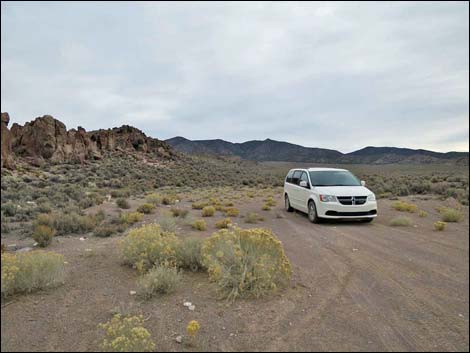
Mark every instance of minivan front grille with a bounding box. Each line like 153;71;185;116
337;196;367;205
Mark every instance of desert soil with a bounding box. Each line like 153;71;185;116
1;195;469;352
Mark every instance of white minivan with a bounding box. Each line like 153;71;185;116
284;168;377;223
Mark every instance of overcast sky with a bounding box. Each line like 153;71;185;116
1;1;469;153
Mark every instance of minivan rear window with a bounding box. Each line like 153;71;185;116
286;170;294;183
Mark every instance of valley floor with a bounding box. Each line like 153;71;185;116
1;195;469;352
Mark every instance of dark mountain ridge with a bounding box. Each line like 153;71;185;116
166;137;469;165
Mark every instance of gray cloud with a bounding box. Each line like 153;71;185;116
1;1;468;152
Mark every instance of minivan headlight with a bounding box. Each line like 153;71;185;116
367;194;376;201
319;195;337;202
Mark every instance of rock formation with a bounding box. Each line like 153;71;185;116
1;112;14;169
1;113;175;169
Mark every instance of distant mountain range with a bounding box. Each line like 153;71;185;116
166;137;469;165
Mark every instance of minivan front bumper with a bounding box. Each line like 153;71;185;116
317;201;378;219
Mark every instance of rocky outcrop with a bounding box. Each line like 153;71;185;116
1;112;14;169
1;113;175;168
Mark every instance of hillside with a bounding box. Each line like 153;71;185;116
166;137;469;165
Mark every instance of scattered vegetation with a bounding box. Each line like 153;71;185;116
99;314;155;352
418;210;428;218
389;216;413;227
392;201;418;213
244;212;264;224
202;227;292;300
1;251;65;298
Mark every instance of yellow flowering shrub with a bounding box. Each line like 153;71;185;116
215;218;232;229
202;227;292;300
392;201;418;213
434;221;447;231
1;251;65;298
224;207;240;217
119;212;144;225
202;206;216;217
187;320;200;337
99;314;155;352
191;219;207;231
121;224;181;272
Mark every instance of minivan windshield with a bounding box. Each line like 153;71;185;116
309;170;361;187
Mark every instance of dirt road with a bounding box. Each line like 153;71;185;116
1;197;469;351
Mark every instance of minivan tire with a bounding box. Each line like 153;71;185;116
285;194;294;212
308;200;320;223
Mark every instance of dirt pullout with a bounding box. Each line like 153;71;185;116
1;197;469;352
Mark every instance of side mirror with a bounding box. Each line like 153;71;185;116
361;180;366;186
299;180;308;188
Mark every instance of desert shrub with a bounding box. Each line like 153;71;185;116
192;201;208;210
99;314;155;352
392;201;418;213
121;224;181;272
34;212;97;235
32;225;56;247
145;193;162;205
225;207;240;217
202;227;292;300
245;212;264;224
202;206;216;217
110;188;131;199
1;251;65;298
1;203;17;217
439;208;463;222
162;195;177;205
418;210;428;218
261;203;271;211
434;221;447;231
215;218;232;229
176;237;204;272
137;203;156;214
137;265;181;299
191;219;207;231
116;198;131;209
94;224;125;238
170;207;189;218
389;216;412;227
119;212;144;225
158;211;177;232
264;197;276;207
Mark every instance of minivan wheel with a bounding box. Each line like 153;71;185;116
308;200;319;223
285;195;293;212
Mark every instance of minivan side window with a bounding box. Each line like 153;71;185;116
286;170;294;183
300;172;309;187
292;170;302;185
